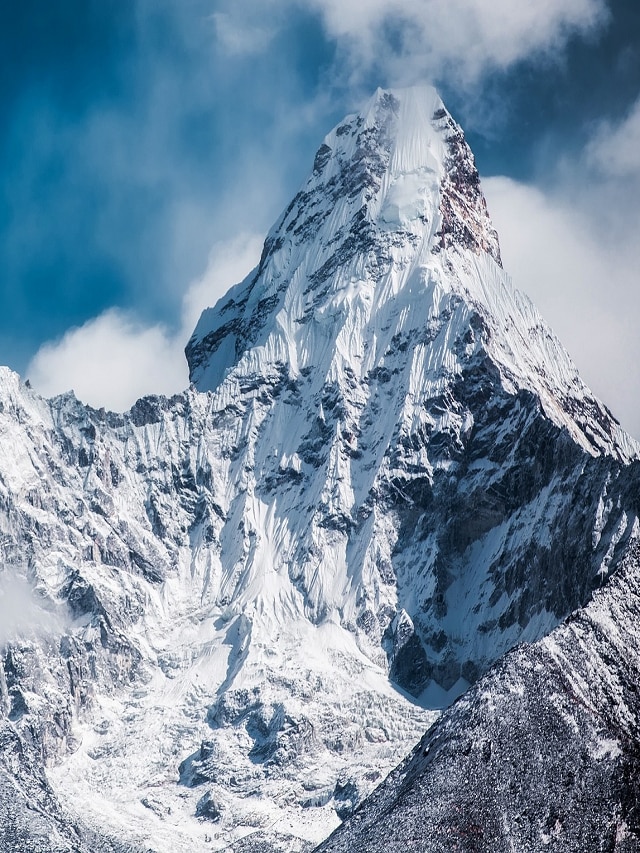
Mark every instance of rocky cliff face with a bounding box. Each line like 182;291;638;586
0;86;638;852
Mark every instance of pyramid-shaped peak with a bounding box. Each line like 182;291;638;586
286;84;501;266
308;85;449;193
354;84;447;173
324;85;446;165
185;83;636;461
187;85;499;388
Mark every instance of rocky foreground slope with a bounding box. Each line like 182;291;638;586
1;86;639;851
317;543;640;852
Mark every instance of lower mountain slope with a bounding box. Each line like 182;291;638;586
0;371;436;851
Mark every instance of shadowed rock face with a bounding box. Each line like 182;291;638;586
0;86;640;851
316;546;640;853
375;352;640;700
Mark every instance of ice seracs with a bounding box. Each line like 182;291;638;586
1;86;640;852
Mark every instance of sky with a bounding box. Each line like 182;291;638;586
1;1;640;436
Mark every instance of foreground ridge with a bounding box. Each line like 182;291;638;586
316;544;640;852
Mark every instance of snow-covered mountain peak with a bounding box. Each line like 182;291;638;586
3;86;640;852
312;84;500;260
367;85;444;174
185;85;503;393
305;85;446;224
179;87;639;697
296;84;499;249
186;86;630;461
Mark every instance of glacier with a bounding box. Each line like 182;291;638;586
1;85;639;852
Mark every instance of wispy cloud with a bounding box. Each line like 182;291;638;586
278;0;608;86
484;96;640;438
182;231;265;333
0;571;65;646
585;95;640;178
208;0;609;106
211;11;276;56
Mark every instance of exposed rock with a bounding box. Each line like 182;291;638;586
316;545;640;852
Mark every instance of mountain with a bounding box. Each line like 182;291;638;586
1;85;639;852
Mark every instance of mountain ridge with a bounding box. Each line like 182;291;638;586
315;543;640;852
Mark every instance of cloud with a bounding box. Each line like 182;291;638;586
209;0;608;93
26;311;188;411
0;571;64;646
0;0;328;374
211;11;275;56
483;168;640;439
26;232;263;411
182;232;264;331
300;0;608;85
585;96;640;179
8;0;319;412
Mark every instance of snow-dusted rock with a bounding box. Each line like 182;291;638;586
316;543;640;852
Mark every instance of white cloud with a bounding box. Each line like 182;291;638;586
482;88;640;443
209;0;607;89
27;311;188;411
585;96;640;179
304;0;608;84
0;572;64;645
182;232;264;331
26;233;263;412
483;174;640;439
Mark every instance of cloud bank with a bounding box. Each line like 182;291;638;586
27;232;263;411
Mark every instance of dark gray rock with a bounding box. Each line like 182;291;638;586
195;790;221;821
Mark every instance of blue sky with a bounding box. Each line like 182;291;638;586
2;1;640;433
